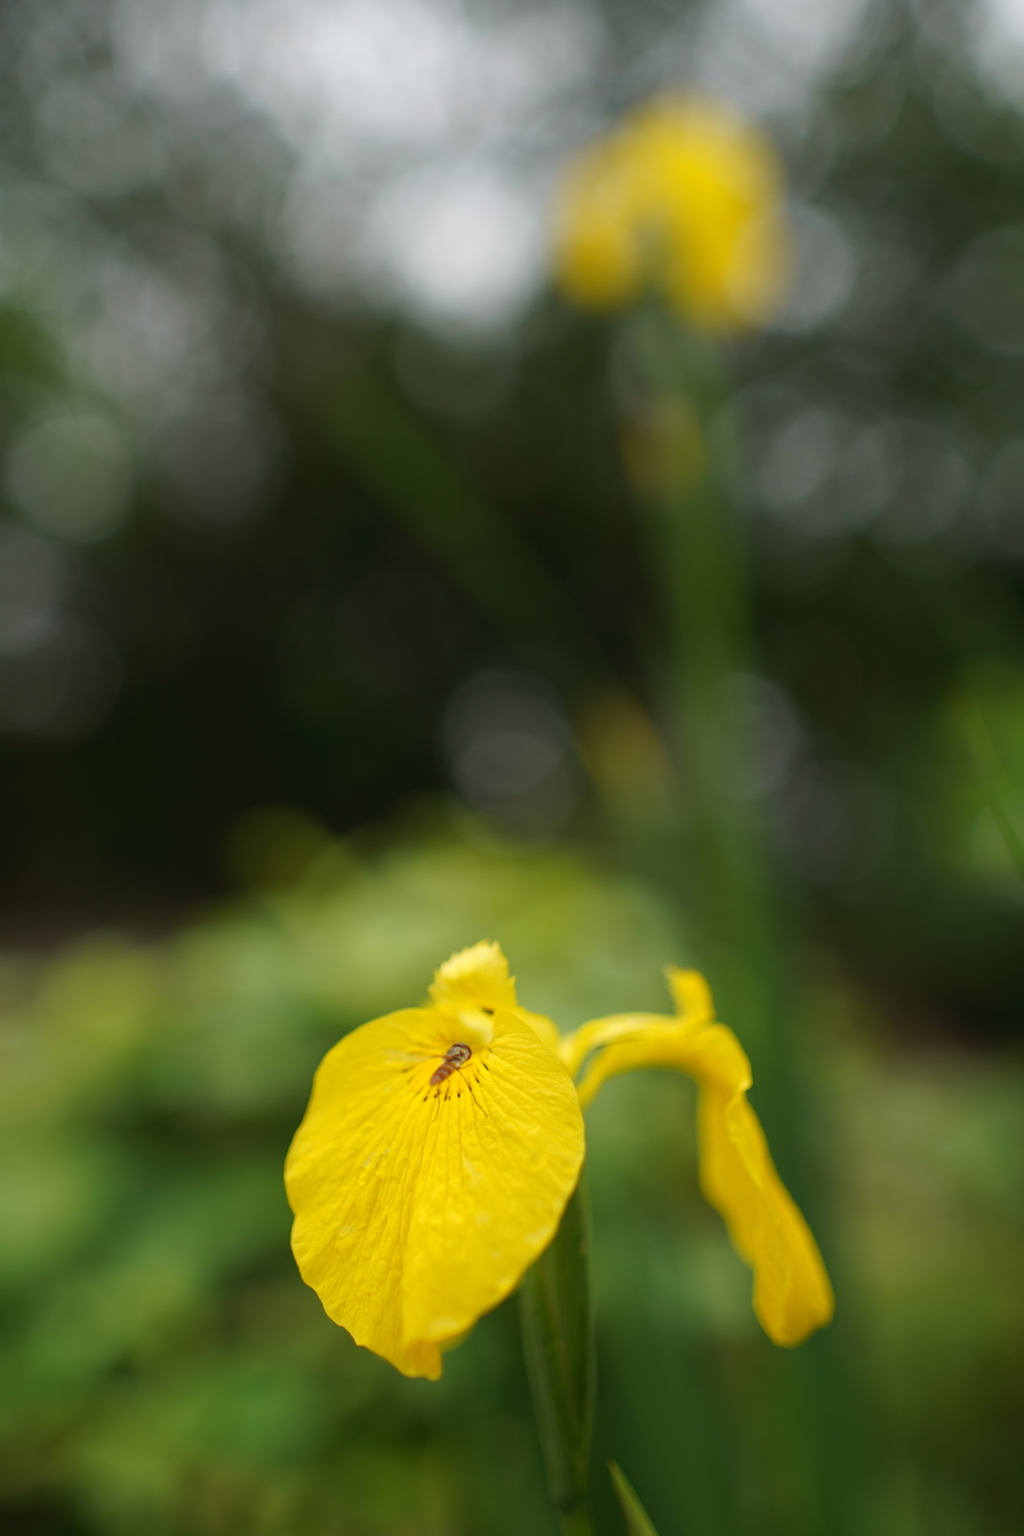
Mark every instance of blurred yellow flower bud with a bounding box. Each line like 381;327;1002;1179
554;95;790;330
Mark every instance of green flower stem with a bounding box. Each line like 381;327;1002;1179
520;1180;596;1536
620;309;854;1536
558;1509;599;1536
621;310;790;1138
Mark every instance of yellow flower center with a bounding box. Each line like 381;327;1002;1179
437;1004;494;1049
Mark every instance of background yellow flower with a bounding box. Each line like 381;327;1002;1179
554;95;790;330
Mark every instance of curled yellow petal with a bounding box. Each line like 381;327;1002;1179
286;946;584;1378
557;971;710;1081
558;1012;676;1082
665;965;715;1026
563;975;834;1347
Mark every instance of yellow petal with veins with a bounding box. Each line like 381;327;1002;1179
561;971;834;1347
518;1007;563;1056
286;956;584;1378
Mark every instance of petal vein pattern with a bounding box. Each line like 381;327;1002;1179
286;989;584;1379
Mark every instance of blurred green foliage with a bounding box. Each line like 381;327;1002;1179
1;820;1022;1535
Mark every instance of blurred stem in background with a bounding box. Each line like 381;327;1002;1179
619;311;789;1149
956;692;1024;882
553;93;796;1145
319;374;611;686
615;308;851;1536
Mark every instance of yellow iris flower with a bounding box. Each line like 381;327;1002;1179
285;942;833;1379
554;95;790;330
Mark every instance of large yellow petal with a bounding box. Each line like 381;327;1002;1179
285;1003;584;1378
563;977;834;1347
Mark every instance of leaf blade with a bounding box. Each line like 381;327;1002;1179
609;1462;661;1536
520;1179;595;1532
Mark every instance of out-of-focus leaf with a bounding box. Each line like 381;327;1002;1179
322;377;608;682
957;691;1024;881
609;1462;660;1536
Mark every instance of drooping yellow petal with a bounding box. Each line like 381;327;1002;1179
285;950;585;1379
562;973;834;1347
557;972;711;1081
696;1067;832;1347
558;1013;680;1082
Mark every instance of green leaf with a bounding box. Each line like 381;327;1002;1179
520;1179;595;1536
609;1462;661;1536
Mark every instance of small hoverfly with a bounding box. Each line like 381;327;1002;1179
429;1042;472;1086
